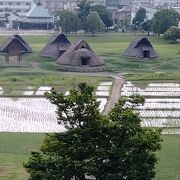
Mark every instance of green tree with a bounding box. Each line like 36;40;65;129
71;13;81;34
77;0;91;19
24;83;162;180
86;11;104;35
91;5;113;30
140;20;152;35
55;11;81;34
152;9;180;35
132;8;146;29
122;18;130;32
163;26;180;42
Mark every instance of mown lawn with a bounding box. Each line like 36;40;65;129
0;133;180;180
0;133;44;180
154;135;180;180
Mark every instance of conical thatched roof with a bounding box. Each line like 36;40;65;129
123;36;158;59
13;34;32;53
0;34;32;54
40;33;72;59
56;40;105;67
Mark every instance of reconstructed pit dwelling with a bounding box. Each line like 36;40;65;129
56;39;105;72
123;36;158;59
0;34;32;63
40;33;72;59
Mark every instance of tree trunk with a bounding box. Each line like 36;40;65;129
92;30;95;36
147;30;150;36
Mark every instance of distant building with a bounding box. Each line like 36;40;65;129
19;4;53;29
0;0;36;28
153;0;179;7
39;0;78;14
105;0;133;25
0;0;35;16
5;4;53;30
113;6;132;28
39;0;105;14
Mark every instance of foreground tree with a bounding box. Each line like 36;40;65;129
152;9;180;36
24;83;162;180
163;26;180;43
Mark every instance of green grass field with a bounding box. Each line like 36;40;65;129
0;33;180;86
0;133;179;180
0;133;44;180
154;135;180;180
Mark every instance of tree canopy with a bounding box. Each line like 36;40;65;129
86;11;104;35
163;26;180;42
77;0;91;20
132;8;146;29
91;5;113;29
152;9;180;35
54;0;112;34
24;83;162;180
140;20;152;35
55;11;81;34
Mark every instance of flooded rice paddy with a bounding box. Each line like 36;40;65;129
0;82;112;132
1;81;180;134
121;81;180;134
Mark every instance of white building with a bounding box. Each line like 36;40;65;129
39;0;78;13
0;0;36;16
39;0;105;14
153;0;179;7
133;0;153;6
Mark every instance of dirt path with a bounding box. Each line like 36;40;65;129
103;75;125;115
62;72;126;113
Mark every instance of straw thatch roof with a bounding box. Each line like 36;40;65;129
40;33;72;59
13;34;32;53
0;34;32;54
123;36;158;59
56;40;105;68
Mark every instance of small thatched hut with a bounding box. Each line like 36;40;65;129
40;33;72;59
13;35;32;52
56;40;105;72
0;34;32;63
123;36;158;59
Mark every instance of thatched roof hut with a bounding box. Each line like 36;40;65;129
40;33;72;59
0;34;32;63
56;40;105;72
13;34;32;53
123;36;158;59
